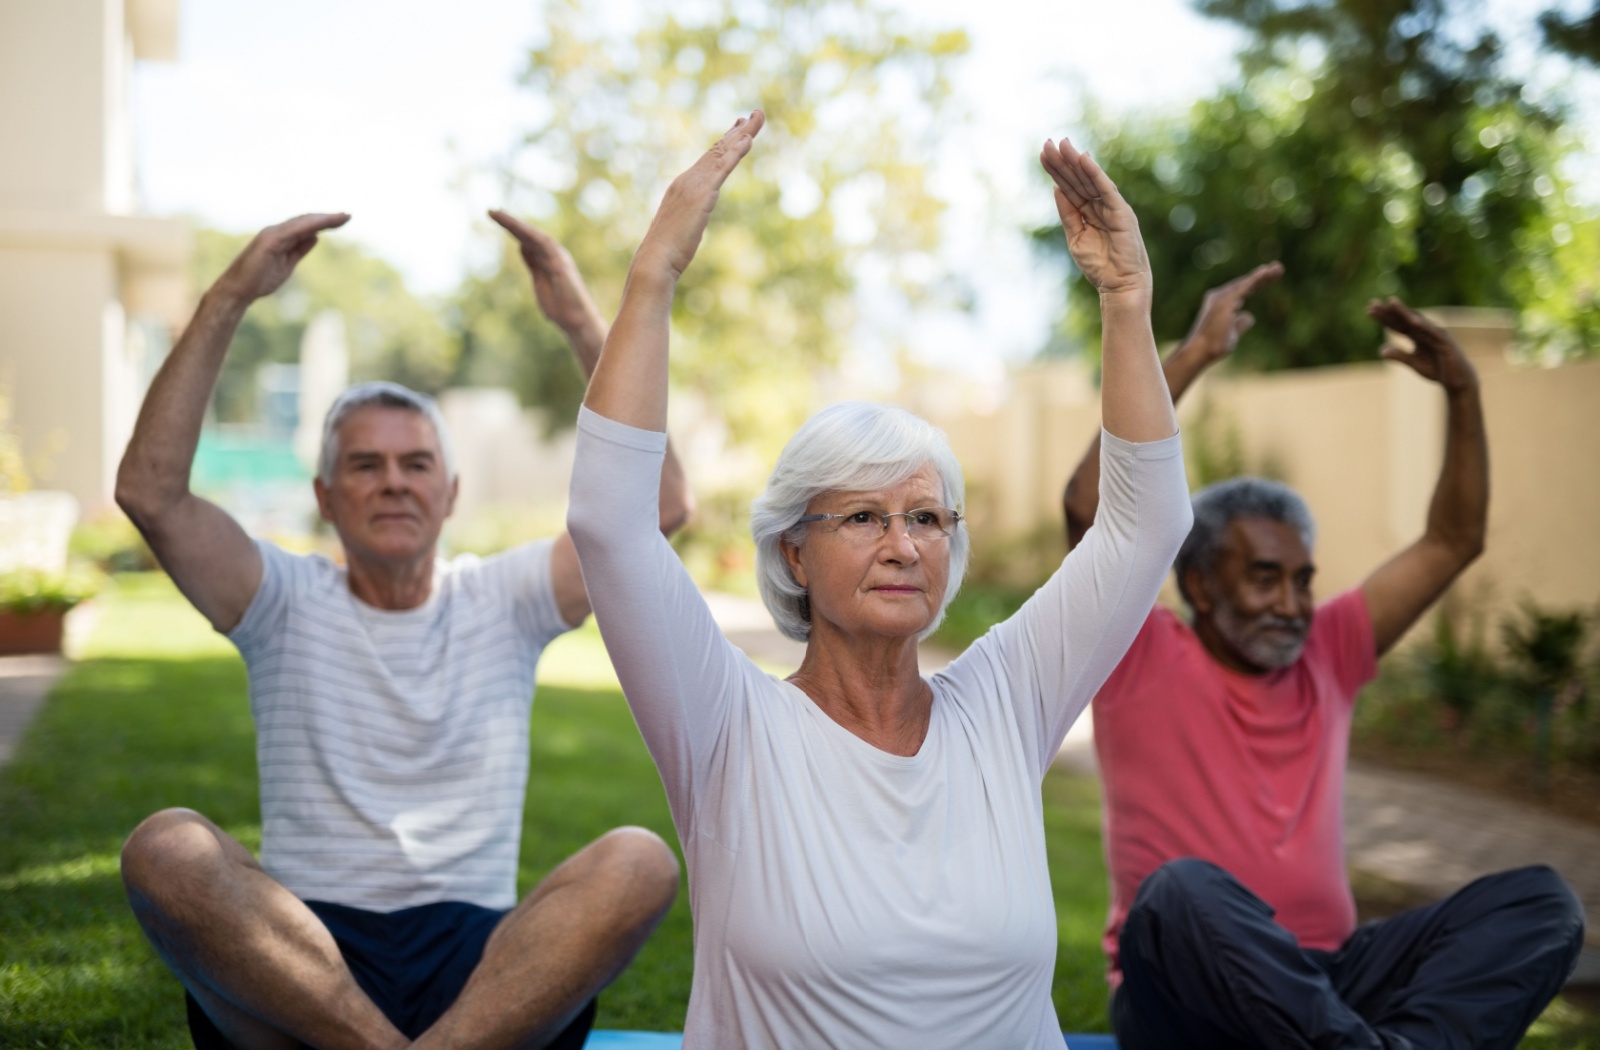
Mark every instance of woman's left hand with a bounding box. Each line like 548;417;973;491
1039;137;1151;302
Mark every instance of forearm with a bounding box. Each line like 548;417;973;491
1096;291;1178;445
116;287;249;515
1424;383;1489;561
1064;337;1212;545
560;314;608;380
583;261;675;432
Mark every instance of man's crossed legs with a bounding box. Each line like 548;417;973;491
121;808;680;1050
1114;857;1585;1050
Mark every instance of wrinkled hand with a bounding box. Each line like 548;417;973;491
215;213;349;304
1039;137;1149;300
1368;297;1477;393
1184;261;1284;362
635;110;765;282
488;210;603;335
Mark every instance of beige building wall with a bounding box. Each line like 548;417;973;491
920;312;1600;642
0;0;188;514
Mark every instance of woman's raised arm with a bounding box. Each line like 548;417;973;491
583;111;766;432
1039;137;1176;444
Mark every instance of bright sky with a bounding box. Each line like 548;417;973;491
132;0;1596;376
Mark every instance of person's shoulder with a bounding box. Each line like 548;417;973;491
1098;602;1198;699
257;537;340;587
1307;587;1372;648
441;538;558;603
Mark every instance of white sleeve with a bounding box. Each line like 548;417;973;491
566;406;753;829
481;539;571;649
946;428;1192;776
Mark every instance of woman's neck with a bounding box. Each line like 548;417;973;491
787;627;931;757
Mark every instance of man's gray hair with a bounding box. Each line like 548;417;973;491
1175;476;1316;607
317;381;456;484
751;401;970;643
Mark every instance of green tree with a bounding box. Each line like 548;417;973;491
193;228;453;424
1053;0;1597;369
455;0;967;464
1540;2;1600;64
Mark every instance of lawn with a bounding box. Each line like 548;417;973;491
0;575;1594;1046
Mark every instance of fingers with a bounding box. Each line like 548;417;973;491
1233;260;1284;297
1051;186;1087;237
703;110;765;180
488;209;562;267
1367;296;1445;342
270;213;350;240
1040;137;1100;212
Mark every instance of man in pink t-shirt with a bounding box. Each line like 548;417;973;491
1061;272;1583;1049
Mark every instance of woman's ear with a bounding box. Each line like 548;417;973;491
781;536;808;589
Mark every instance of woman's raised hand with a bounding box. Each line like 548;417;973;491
1040;137;1151;302
634;110;766;284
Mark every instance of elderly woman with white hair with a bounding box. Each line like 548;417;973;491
568;111;1193;1047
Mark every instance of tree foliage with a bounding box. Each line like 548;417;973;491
1055;0;1598;369
454;0;968;463
1540;1;1600;64
193;228;453;424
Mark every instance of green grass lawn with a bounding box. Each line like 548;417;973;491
1;575;1595;1046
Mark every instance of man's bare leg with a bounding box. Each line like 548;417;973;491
121;808;408;1050
413;826;680;1050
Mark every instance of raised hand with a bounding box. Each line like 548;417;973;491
1184;262;1284;363
488;210;605;338
634;111;766;283
1039;137;1149;300
215;213;350;304
1368;297;1477;393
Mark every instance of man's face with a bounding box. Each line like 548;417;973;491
1188;516;1315;674
313;406;456;566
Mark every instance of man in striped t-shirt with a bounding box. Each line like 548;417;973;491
116;211;686;1049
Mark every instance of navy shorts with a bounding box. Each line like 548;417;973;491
185;899;597;1048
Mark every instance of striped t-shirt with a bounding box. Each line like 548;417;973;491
229;538;573;911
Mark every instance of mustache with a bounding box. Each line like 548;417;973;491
1254;615;1308;635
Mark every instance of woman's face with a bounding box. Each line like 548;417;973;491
781;464;952;644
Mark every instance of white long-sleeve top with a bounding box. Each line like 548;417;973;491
569;406;1191;1049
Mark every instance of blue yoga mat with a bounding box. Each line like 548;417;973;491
586;1033;1119;1048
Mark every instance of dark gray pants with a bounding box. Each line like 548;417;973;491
1113;858;1585;1050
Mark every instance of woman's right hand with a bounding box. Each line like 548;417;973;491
1039;137;1150;303
633;110;766;285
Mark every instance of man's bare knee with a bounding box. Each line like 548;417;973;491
595;826;680;911
122;808;251;902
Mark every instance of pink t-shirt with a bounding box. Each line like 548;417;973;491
1093;588;1377;986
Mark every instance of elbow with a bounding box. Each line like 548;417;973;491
113;460;165;532
1062;481;1094;538
658;489;695;539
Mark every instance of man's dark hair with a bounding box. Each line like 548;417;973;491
1175;477;1316;609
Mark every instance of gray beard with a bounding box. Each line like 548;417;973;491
1212;602;1308;670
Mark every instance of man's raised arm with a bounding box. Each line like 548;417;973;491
1360;298;1489;656
1061;262;1282;548
488;211;695;627
116;213;350;632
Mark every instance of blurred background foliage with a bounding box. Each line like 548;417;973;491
454;0;968;460
1048;0;1600;369
192;228;454;424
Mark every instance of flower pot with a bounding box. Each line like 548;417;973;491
0;608;66;655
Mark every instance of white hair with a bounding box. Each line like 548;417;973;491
317;381;456;484
751;401;970;643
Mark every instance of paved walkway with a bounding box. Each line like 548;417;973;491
0;654;64;765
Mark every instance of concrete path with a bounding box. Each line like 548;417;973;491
0;654;64;765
